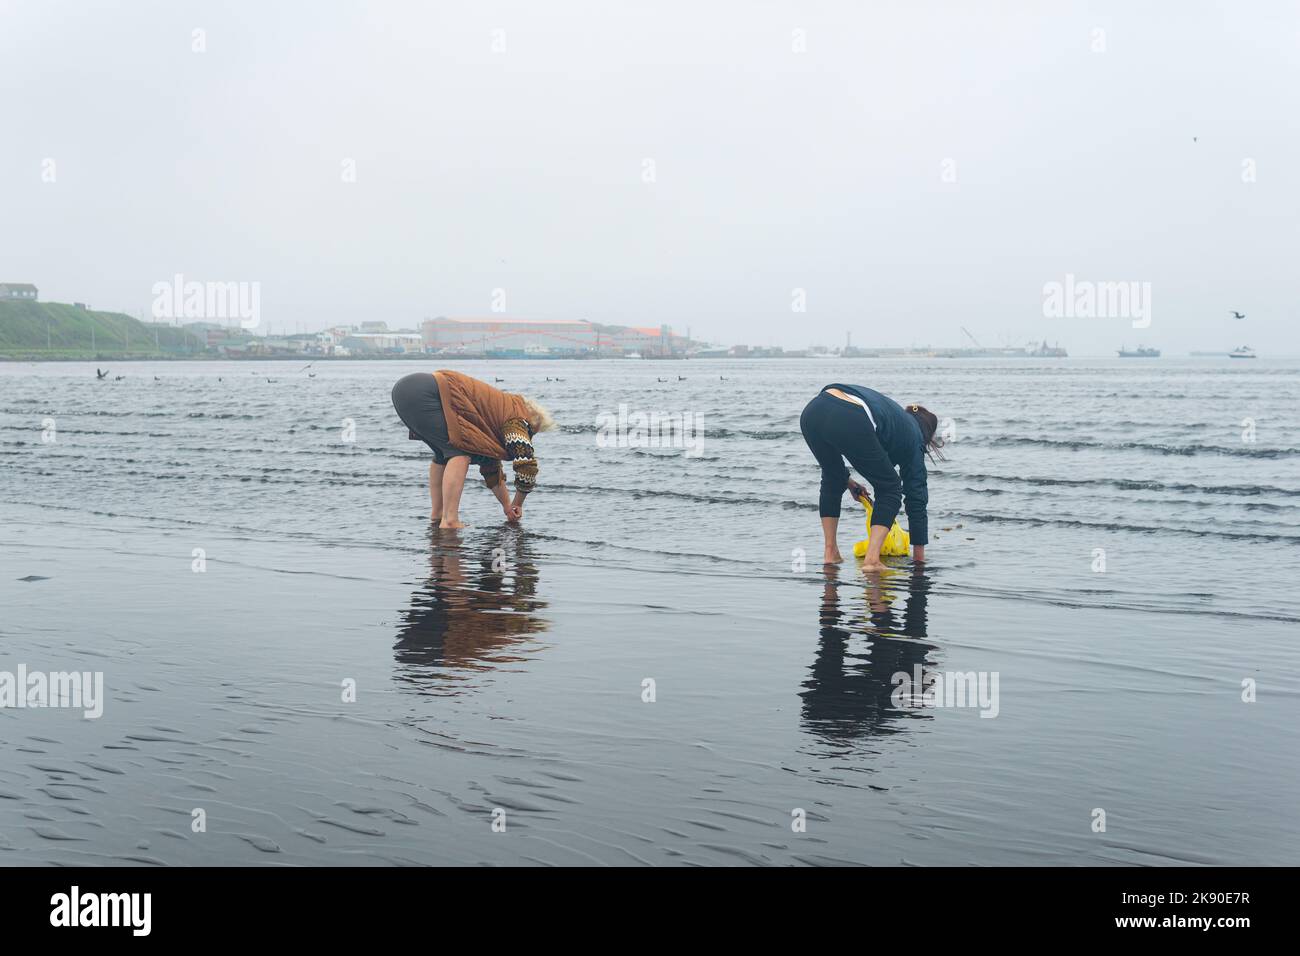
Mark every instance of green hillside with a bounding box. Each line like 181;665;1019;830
0;300;205;359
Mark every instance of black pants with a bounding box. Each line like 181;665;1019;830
391;373;492;467
799;391;903;526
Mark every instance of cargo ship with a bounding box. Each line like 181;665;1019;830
1117;346;1161;358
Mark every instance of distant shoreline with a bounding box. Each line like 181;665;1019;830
4;353;1286;363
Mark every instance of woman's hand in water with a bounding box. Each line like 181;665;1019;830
913;545;925;563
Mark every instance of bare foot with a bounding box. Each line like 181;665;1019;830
823;550;844;564
860;559;890;574
439;517;466;529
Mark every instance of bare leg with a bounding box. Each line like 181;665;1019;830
860;524;891;573
439;456;471;528
429;461;444;522
820;516;843;564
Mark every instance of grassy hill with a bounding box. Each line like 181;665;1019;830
0;300;205;359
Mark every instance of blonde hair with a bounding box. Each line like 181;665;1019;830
521;397;557;433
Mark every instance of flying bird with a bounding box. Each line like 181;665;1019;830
95;368;108;379
1230;311;1246;319
299;362;314;371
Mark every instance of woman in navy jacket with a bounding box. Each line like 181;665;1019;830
800;384;943;571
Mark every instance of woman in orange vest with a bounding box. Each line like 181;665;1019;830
392;370;556;527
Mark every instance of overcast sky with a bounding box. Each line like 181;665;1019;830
2;1;1297;354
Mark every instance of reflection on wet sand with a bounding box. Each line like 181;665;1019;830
801;566;936;742
393;526;549;683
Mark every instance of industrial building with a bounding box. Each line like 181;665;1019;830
341;331;424;353
606;325;691;357
421;316;692;357
423;316;598;356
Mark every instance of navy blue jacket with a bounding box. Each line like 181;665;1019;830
822;384;930;545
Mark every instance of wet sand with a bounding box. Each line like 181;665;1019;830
3;502;1295;866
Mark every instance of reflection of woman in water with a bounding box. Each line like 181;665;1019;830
800;566;934;741
393;526;548;679
391;370;556;528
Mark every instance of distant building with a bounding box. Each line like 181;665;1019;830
421;316;700;357
359;320;389;333
0;283;38;301
342;332;424;353
604;324;690;356
423;316;600;355
734;344;785;358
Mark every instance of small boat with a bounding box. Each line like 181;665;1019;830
1117;346;1160;358
1229;345;1257;359
624;351;643;360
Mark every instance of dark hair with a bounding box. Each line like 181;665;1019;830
906;404;945;462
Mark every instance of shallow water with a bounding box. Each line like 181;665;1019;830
2;358;1298;865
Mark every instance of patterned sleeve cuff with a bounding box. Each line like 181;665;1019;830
503;418;537;492
513;459;537;493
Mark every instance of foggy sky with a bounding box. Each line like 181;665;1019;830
3;0;1297;354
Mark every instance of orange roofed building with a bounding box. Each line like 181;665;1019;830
422;317;693;356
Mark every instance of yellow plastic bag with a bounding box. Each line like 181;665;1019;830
852;492;911;557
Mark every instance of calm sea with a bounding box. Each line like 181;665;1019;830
1;358;1297;865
